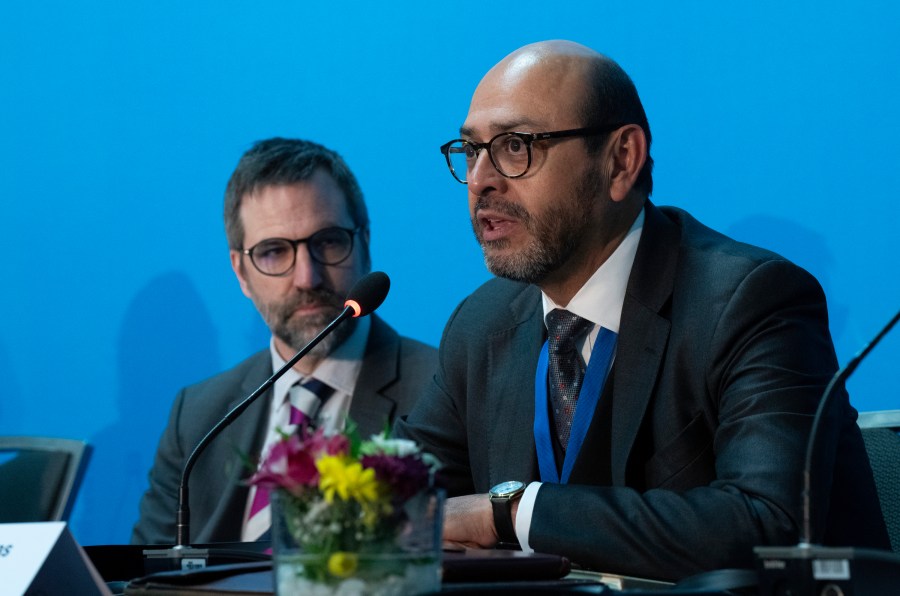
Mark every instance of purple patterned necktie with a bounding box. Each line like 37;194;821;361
244;378;335;541
289;378;335;427
546;309;594;450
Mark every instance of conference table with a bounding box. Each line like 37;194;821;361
84;543;703;595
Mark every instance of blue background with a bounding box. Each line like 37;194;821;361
1;1;897;546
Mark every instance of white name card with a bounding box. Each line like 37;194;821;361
0;522;111;595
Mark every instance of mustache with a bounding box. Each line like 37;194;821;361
278;288;344;316
474;196;531;222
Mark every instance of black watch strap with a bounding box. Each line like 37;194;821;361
491;496;519;544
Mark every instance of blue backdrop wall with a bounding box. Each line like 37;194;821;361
2;1;898;546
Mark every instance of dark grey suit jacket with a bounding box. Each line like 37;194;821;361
132;314;436;545
395;202;889;580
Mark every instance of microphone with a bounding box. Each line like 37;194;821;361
799;307;900;547
755;307;900;595
343;270;390;318
173;271;391;548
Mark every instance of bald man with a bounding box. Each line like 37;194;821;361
395;41;889;580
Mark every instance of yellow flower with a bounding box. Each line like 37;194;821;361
316;455;381;504
327;551;358;578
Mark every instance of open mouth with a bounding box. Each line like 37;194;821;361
478;210;519;242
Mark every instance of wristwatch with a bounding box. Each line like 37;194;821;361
489;480;526;545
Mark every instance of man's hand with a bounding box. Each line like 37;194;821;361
443;494;497;549
442;493;521;549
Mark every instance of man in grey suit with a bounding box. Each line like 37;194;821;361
133;138;436;545
395;41;889;580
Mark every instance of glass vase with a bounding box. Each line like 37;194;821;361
271;488;444;596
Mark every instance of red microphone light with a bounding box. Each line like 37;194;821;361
345;299;363;318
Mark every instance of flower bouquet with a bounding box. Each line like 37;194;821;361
250;426;443;596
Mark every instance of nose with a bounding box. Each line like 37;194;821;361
291;243;324;289
466;148;507;197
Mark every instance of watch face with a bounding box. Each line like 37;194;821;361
490;480;525;497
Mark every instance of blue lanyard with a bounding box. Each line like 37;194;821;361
533;327;617;484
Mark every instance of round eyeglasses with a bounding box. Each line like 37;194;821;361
242;226;360;276
439;125;623;184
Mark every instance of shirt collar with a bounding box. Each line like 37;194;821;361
541;208;644;333
269;315;371;404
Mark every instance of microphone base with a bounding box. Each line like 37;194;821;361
143;543;272;574
84;542;270;582
144;546;215;574
755;543;900;595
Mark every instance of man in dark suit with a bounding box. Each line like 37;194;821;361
395;41;889;580
132;138;436;545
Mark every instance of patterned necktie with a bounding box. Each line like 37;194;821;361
289;378;335;427
244;378;335;541
546;309;594;450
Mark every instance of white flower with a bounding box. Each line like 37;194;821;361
363;434;420;457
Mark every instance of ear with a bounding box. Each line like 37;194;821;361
230;249;253;299
607;124;647;203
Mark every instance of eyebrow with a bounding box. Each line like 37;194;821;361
459;117;545;139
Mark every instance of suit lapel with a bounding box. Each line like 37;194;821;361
349;315;401;438
609;202;678;484
200;352;273;541
486;286;544;485
228;356;277;456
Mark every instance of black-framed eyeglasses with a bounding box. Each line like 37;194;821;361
439;125;623;184
242;226;360;276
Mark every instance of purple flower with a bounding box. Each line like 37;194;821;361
249;433;318;496
249;428;352;497
360;453;430;503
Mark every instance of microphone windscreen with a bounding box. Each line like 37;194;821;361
344;271;390;317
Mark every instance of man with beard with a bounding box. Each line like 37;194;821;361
132;138;437;544
394;41;889;580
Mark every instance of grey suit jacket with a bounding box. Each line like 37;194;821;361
395;202;888;580
132;314;436;545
